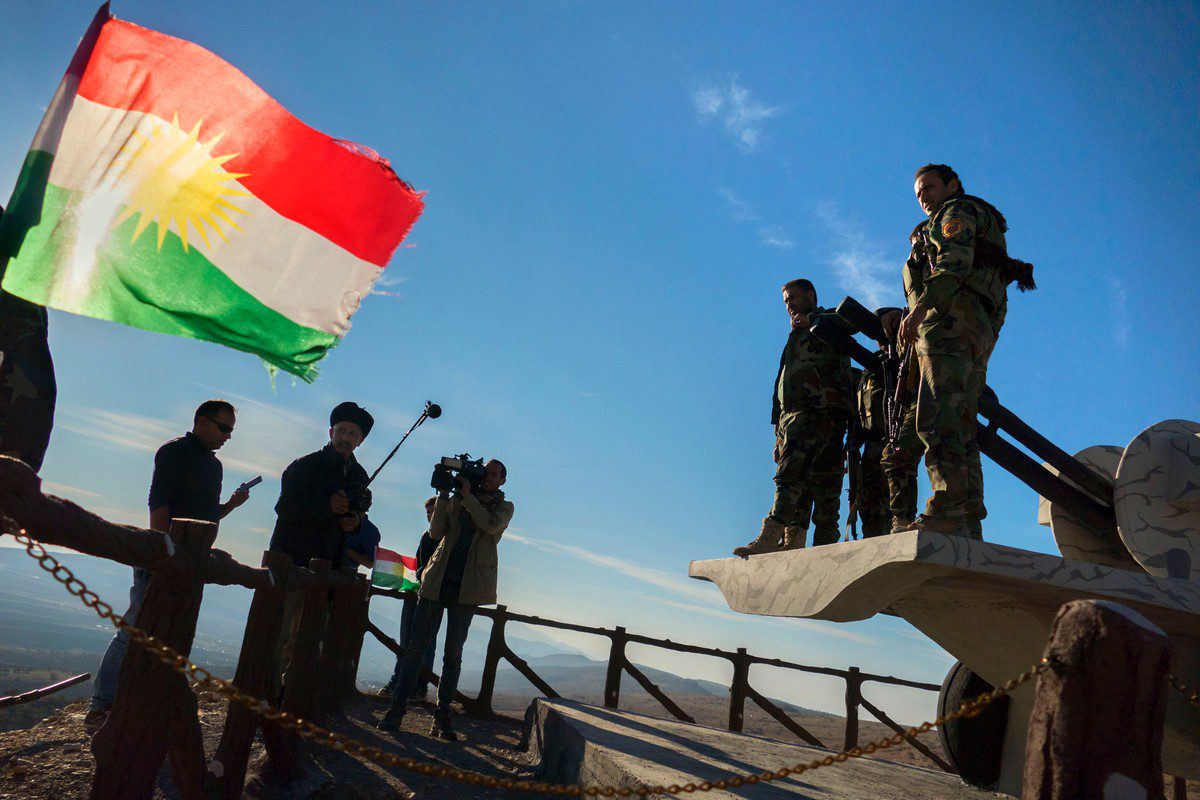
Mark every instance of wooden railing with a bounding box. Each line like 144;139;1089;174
0;456;367;800
366;587;953;772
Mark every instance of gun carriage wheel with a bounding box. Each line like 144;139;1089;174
1114;419;1200;581
936;661;1009;788
1037;445;1140;570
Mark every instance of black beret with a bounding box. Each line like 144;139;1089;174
330;402;374;438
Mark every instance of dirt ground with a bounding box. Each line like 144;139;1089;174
0;692;546;800
1;690;1195;799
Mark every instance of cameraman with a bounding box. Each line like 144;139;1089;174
269;401;373;683
378;459;514;741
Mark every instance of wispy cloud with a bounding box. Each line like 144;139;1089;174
1108;276;1129;348
377;272;409;288
719;185;793;249
815;201;900;310
718;187;757;222
41;481;102;499
757;226;795;249
507;531;719;606
691;77;780;153
371;270;409;298
506;532;872;645
58;408;177;455
59;394;325;480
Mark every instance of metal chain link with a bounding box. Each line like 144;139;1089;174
6;525;1047;797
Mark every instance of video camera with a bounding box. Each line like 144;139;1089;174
431;454;489;494
341;475;373;515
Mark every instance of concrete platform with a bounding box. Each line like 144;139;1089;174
522;698;993;799
688;531;1200;793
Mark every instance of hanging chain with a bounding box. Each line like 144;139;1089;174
7;525;1048;796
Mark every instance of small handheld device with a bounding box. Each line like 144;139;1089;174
237;476;263;493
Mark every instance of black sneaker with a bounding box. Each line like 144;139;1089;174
377;706;405;732
429;711;458;742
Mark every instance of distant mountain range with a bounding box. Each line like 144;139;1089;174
0;548;828;721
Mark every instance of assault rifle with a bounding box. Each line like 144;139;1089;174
831;298;911;449
810;296;1117;540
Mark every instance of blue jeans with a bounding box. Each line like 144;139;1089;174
390;595;438;694
390;597;474;712
90;567;151;710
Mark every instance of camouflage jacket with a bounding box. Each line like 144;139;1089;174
903;194;1009;341
771;310;853;424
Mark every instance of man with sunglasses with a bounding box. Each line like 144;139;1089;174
84;399;250;732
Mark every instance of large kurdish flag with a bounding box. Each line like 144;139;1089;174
371;547;420;592
0;6;424;380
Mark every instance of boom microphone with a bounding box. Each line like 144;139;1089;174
366;401;441;486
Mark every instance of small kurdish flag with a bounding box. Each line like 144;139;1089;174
0;5;424;380
371;547;419;592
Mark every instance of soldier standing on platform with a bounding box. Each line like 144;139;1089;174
890;164;1012;538
734;279;852;557
848;312;898;539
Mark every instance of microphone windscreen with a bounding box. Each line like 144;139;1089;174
426;402;442;419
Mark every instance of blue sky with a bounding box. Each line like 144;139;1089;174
1;1;1197;723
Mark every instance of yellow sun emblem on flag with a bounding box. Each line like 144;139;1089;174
113;113;251;252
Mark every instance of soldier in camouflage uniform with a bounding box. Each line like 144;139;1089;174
891;164;1010;537
0;204;57;473
734;279;852;557
849;336;893;539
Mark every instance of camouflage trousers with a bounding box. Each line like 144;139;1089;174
881;402;990;532
857;439;890;538
770;410;847;546
913;330;994;522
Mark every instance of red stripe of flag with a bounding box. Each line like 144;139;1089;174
75;18;424;267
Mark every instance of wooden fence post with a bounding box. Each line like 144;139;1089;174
90;519;217;800
315;574;368;717
341;579;371;702
1022;600;1170;800
211;550;293;800
472;605;507;717
263;558;332;776
728;648;750;733
283;559;332;719
604;627;627;709
843;666;861;752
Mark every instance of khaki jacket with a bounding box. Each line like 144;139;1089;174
419;490;515;606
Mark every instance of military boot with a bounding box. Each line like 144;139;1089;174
890;516;914;534
377;705;405;732
780;526;807;550
732;517;785;558
905;514;970;537
430;708;459;742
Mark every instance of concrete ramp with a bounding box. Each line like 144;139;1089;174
522;698;990;799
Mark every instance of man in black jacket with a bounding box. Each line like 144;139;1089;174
270;401;374;568
270;401;374;683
